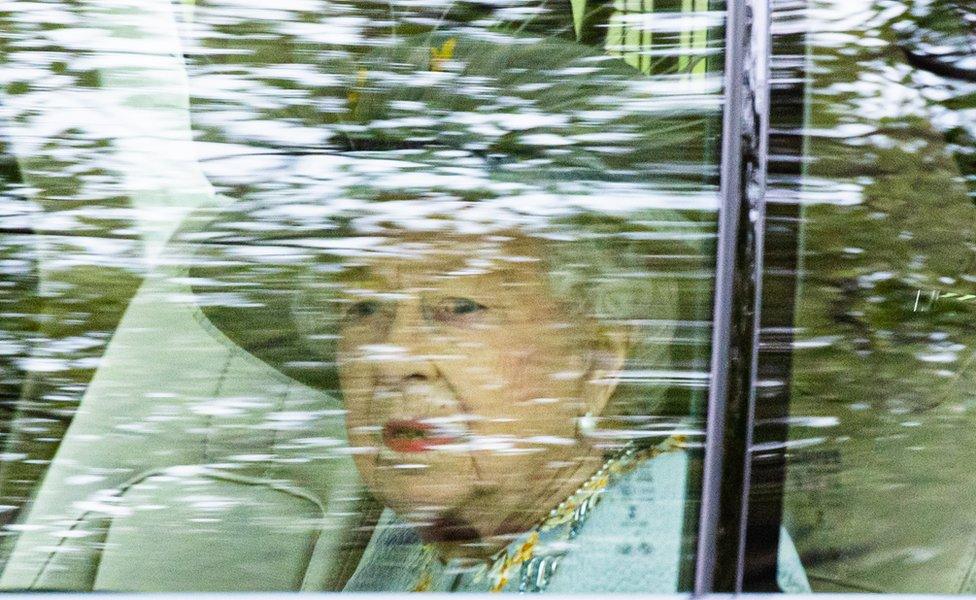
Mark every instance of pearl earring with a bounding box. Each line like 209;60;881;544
577;412;597;437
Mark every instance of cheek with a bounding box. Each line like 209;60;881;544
500;334;586;404
445;333;586;434
351;452;376;488
337;354;377;440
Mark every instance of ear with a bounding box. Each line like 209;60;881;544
581;324;631;419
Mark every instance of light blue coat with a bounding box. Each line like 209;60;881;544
344;451;811;593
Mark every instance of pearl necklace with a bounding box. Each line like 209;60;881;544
411;435;686;593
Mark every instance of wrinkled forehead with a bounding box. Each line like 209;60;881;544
337;231;548;287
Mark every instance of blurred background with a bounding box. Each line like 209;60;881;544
0;0;975;593
773;0;976;592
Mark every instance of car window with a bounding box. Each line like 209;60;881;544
0;0;746;593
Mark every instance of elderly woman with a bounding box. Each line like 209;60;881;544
333;226;692;592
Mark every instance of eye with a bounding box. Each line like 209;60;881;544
429;297;487;324
347;300;381;320
451;298;485;315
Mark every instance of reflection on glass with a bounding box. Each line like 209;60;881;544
0;0;734;592
771;0;976;593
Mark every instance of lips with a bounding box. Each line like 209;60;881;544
382;419;457;453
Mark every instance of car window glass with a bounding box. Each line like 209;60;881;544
0;0;739;592
756;0;976;593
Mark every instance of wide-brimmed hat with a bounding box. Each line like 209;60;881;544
183;31;718;400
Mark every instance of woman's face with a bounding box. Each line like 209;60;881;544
337;232;617;542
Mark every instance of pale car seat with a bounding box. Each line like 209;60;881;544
0;236;370;590
0;0;221;522
0;0;374;590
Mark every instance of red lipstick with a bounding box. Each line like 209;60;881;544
382;419;456;453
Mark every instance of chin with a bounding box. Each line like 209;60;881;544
378;476;474;518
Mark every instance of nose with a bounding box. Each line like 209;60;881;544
374;298;439;385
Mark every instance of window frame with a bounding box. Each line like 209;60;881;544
694;0;778;593
700;0;813;592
